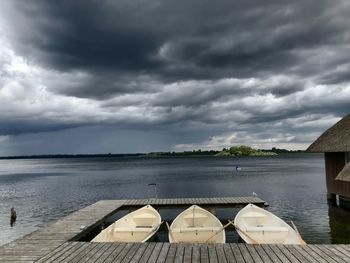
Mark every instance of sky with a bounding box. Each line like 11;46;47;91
0;0;349;155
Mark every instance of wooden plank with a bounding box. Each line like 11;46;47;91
215;244;228;263
183;244;192;263
164;244;177;263
319;245;349;263
308;245;339;263
208;244;219;263
36;242;79;263
120;243;142;263
103;243;129;263
49;242;86;262
75;242;109;262
200;245;209;263
173;244;184;263
253;245;273;263
147;243;163;263
222;243;237;263
245;244;263;263
230;244;245;263
267;244;292;263
139;243;157;263
260;245;282;263
276;245;300;263
283;245;310;263
156;243;170;263
192;244;200;263
332;245;350;260
289;245;319;263
95;243;121;263
60;242;94;262
298;245;328;263
128;243;149;263
112;243;134;262
237;244;254;263
87;243;113;263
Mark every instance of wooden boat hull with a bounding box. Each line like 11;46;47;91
169;205;225;243
234;204;305;245
92;205;161;243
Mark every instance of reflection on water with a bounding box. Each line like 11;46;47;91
0;154;350;245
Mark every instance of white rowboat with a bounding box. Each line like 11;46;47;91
92;205;161;243
234;204;306;245
168;205;225;243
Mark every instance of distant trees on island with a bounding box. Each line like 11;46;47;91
0;146;306;159
147;146;306;157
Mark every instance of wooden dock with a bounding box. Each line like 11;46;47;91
0;196;349;263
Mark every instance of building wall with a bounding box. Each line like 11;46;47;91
325;152;350;198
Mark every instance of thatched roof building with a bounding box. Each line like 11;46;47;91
336;163;350;182
307;113;350;201
307;113;350;152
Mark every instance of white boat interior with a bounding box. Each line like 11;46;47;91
92;205;161;243
168;205;225;244
234;204;305;245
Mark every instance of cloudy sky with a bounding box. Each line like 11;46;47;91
0;0;349;155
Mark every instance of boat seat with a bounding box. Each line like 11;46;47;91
245;226;289;232
133;213;157;219
111;227;155;233
242;212;267;218
183;213;208;219
172;227;222;233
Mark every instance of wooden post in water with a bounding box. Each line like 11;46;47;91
10;207;16;227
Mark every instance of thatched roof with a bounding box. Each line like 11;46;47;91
307;114;350;152
335;162;350;182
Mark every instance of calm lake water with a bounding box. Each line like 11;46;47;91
0;154;349;245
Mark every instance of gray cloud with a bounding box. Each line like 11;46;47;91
0;0;350;154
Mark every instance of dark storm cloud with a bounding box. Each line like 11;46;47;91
4;0;349;82
1;0;350;153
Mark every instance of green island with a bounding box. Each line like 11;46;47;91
147;146;305;157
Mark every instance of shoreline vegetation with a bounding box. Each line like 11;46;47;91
0;146;306;160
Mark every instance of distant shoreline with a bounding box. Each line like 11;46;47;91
0;148;309;160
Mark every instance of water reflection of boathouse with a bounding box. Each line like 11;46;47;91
307;114;350;207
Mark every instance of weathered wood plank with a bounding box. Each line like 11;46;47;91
120;243;142;263
192;244;200;263
260;244;282;263
208;244;219;263
173;244;184;263
230;244;245;263
127;243;149;263
103;243;129;263
139;243;157;263
237;244;254;263
200;245;209;263
147;243;163;263
267;244;292;263
215;244;228;263
60;242;93;263
35;242;79;263
318;245;348;263
253;245;273;263
245;244;263;263
298;245;328;263
156;243;170;263
164;244;177;263
183;244;192;263
308;245;339;263
222;243;236;263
